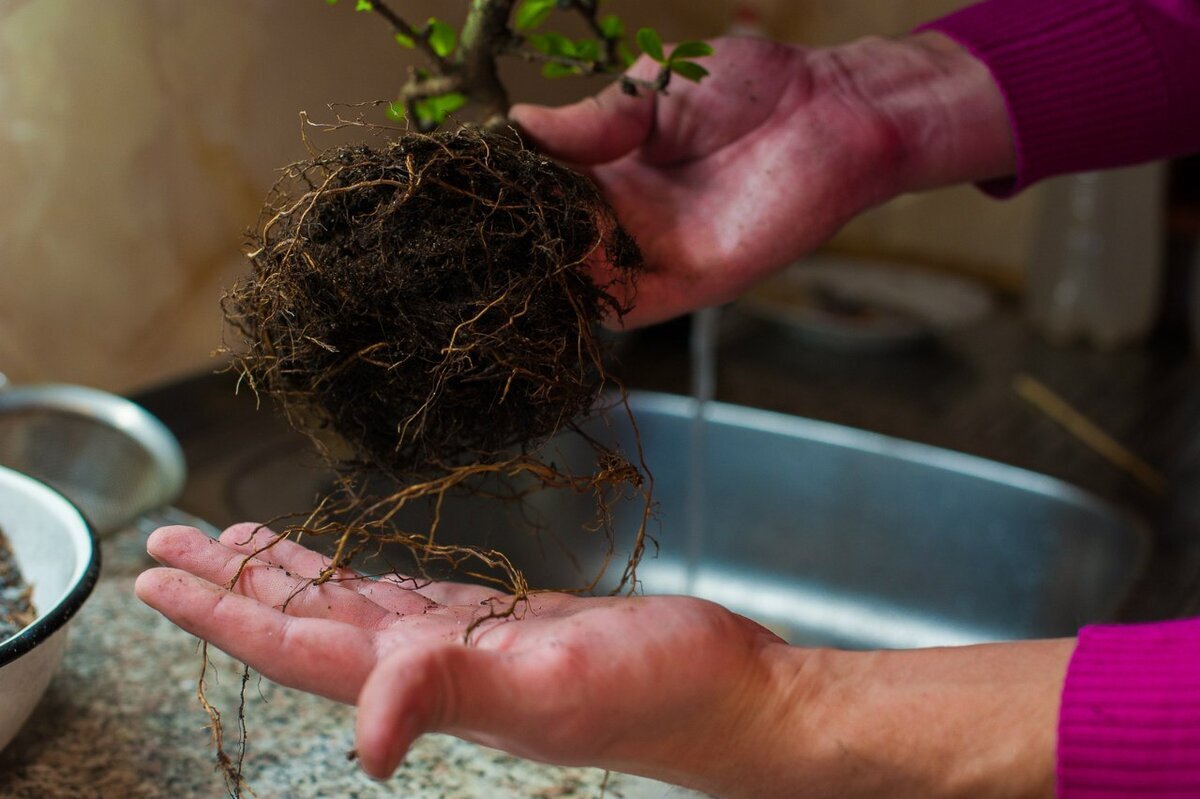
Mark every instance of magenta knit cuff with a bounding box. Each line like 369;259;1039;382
919;0;1169;197
1058;618;1200;798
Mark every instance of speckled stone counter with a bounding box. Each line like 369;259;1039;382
0;528;705;799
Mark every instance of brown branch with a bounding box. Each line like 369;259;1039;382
457;0;517;123
504;42;670;94
368;0;673;127
561;0;621;70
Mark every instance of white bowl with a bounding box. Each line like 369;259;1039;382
0;465;99;751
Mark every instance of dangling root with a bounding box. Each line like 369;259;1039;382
209;122;656;794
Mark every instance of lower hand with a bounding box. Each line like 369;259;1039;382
135;524;794;796
137;524;1069;798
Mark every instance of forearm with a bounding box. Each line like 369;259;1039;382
922;0;1200;195
729;639;1074;799
803;32;1015;205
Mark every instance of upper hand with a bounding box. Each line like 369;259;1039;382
510;36;903;328
510;34;1013;328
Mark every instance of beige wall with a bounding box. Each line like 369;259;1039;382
0;0;1035;393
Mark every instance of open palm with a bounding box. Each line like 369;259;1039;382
136;524;788;792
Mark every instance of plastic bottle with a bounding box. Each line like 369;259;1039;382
1027;163;1166;349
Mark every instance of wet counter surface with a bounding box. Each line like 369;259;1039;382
5;303;1199;797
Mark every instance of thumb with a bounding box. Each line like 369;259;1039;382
355;644;505;779
510;79;655;165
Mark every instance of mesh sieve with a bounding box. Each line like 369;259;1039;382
0;385;186;537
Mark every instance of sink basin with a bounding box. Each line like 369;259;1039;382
177;390;1150;650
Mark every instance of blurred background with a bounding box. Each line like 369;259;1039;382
2;0;1199;522
7;0;1184;393
2;5;1200;793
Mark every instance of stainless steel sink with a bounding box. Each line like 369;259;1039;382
179;390;1151;650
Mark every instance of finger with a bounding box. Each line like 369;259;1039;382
509;59;659;165
218;524;510;611
379;575;510;608
135;567;376;704
355;644;509;778
219;522;357;581
602;268;721;330
218;523;445;614
147;526;409;627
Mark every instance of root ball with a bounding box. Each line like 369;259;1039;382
224;128;642;479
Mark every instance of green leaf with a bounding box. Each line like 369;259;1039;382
528;32;575;58
394;32;415;48
386;101;406;121
325;0;339;5
669;41;714;61
515;0;556;30
426;18;457;57
573;38;601;62
618;42;636;69
669;60;709;82
635;27;664;62
414;91;467;126
355;0;372;10
542;62;580;78
598;14;624;39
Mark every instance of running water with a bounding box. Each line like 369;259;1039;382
684;307;720;594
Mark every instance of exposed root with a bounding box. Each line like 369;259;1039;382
211;123;656;791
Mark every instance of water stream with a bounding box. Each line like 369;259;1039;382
684;307;720;594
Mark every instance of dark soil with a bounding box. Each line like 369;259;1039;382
221;127;651;592
224;127;642;481
0;526;35;640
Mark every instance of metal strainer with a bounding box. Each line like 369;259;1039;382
0;379;214;537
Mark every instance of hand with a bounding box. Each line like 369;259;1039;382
136;524;1069;798
135;524;795;797
510;33;1012;327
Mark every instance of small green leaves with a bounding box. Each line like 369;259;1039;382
355;0;373;11
618;42;636;68
426;18;457;58
388;92;467;127
669;60;709;81
515;0;556;31
635;27;664;63
542;62;580;78
669;41;714;61
415;92;466;126
664;40;714;82
325;0;338;5
394;31;415;48
527;33;606;77
573;38;601;62
598;14;624;39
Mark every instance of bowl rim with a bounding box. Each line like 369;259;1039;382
0;466;101;667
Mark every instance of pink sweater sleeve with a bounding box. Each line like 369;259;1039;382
1057;618;1200;798
921;0;1200;195
916;4;1200;791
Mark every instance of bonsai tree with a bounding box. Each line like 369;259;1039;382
213;2;714;791
223;0;713;590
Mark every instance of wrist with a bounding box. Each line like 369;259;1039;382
751;639;1071;799
809;32;1014;197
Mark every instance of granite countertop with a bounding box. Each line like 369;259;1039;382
0;528;701;799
